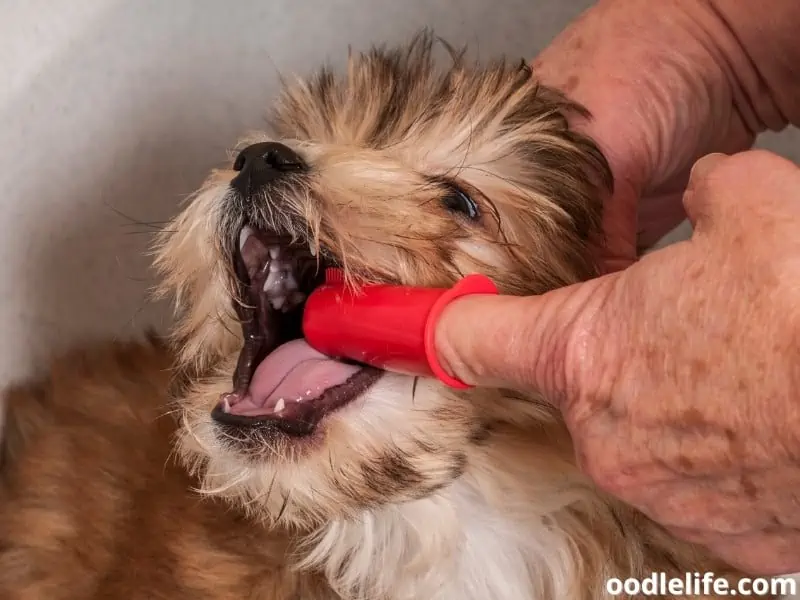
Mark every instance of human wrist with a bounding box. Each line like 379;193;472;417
704;0;800;132
598;0;800;134
536;0;799;185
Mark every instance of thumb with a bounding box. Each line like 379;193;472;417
682;152;728;228
433;275;616;401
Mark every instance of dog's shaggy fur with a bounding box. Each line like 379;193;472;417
0;33;762;599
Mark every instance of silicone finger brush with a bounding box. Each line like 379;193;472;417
302;268;498;389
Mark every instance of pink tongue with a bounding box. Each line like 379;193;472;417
249;339;361;406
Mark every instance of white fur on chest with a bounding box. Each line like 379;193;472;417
300;476;580;600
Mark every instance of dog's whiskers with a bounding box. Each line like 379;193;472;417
198;470;250;496
104;201;173;231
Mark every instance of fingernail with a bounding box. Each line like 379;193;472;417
688;153;728;187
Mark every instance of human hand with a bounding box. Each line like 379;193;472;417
532;0;796;270
434;150;800;575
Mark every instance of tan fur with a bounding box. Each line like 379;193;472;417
0;32;765;599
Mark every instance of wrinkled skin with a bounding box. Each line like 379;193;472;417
434;0;800;576
531;0;793;270
437;150;800;576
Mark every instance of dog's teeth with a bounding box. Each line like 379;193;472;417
269;261;281;273
222;395;232;412
264;270;279;292
239;226;255;252
269;247;280;260
309;244;317;257
271;296;286;310
274;398;286;413
271;272;287;292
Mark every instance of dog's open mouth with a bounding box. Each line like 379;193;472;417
211;226;381;436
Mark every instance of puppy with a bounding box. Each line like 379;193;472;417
0;32;762;600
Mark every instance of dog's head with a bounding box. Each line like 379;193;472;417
155;32;611;528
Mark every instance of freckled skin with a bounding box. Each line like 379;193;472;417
436;0;800;576
437;150;800;576
551;152;800;574
562;75;580;93
740;475;758;500
565;152;800;575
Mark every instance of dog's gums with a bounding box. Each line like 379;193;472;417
217;225;381;435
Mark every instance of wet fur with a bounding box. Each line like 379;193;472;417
0;32;761;599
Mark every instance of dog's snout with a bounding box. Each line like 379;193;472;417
231;142;307;196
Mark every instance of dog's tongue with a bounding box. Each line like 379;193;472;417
229;339;361;417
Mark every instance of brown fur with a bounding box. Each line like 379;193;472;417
0;32;769;599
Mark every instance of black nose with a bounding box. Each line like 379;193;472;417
230;142;307;196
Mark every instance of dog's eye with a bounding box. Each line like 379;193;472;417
442;185;480;220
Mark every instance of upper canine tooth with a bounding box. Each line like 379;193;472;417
271;296;286;310
239;226;255;252
269;247;280;260
274;398;286;413
309;243;317;257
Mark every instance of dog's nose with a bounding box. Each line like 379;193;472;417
230;142;307;196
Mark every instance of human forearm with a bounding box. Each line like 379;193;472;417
529;0;800;266
706;0;800;133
